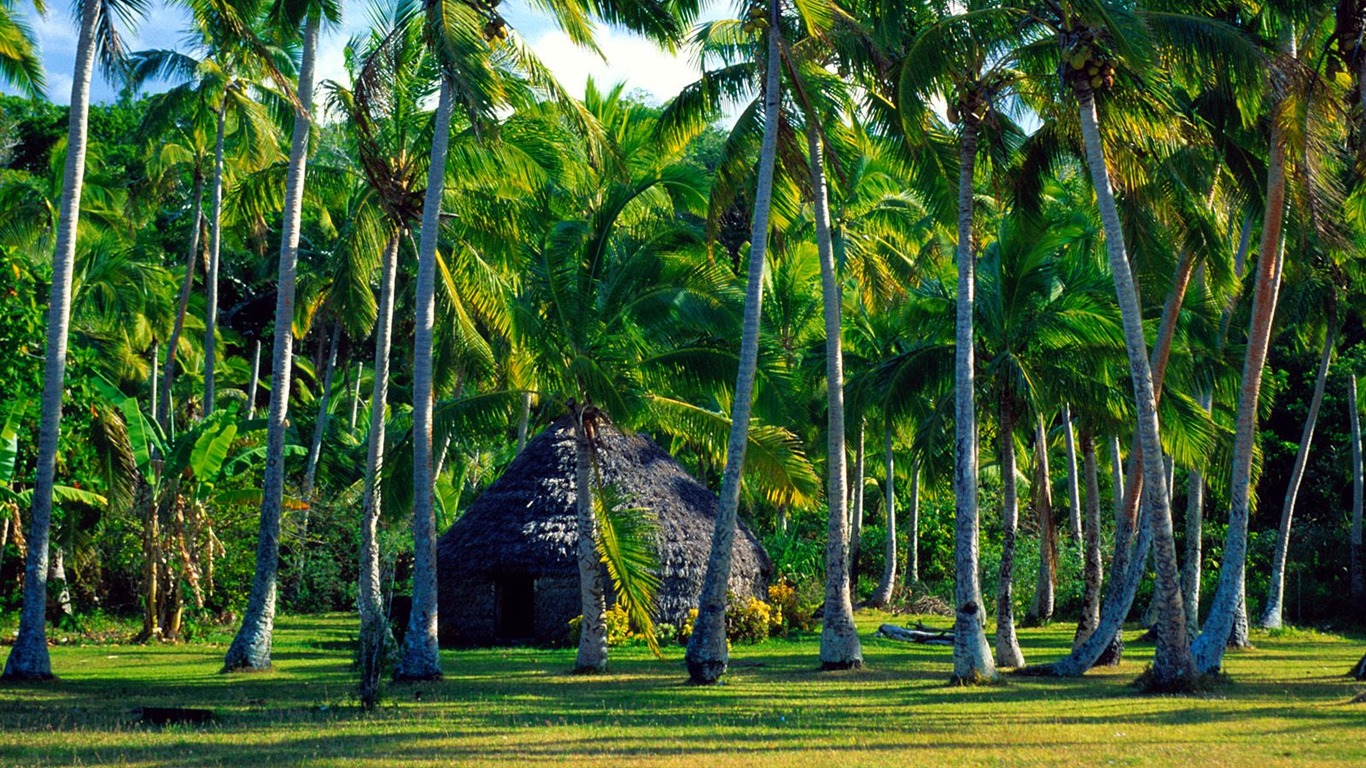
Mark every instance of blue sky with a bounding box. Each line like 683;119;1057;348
8;0;730;106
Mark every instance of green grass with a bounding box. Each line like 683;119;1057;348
2;612;1364;767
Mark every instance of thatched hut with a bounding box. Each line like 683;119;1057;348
436;415;771;646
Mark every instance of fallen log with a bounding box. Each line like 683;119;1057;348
876;624;953;646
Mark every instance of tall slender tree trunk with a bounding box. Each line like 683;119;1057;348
246;340;261;419
1260;307;1335;629
2;0;101;682
1028;414;1056;625
396;75;455;682
1350;374;1364;602
223;12;320;673
47;545;71;619
1074;431;1104;646
1192;70;1291;673
516;391;532;453
870;425;896;607
686;11;783;685
349;362;362;432
149;342;159;419
203;99;228;417
572;408;608;673
1110;435;1124;513
808;126;862;669
359;231;401;709
997;401;1026;668
951;116;995;684
849;420;864;603
302;321;339;498
1182;438;1205;634
1063;404;1082;542
1076;87;1192;689
158;172;204;433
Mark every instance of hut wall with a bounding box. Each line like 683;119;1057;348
534;577;580;645
438;576;496;647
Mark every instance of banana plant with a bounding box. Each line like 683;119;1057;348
91;378;296;640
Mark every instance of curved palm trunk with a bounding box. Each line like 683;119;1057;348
1191;108;1290;676
870;426;896;607
1074;431;1104;646
1028;414;1055;625
685;12;782;685
158;173;204;433
809;126;862;669
1077;87;1192;689
223;12;320;672
396;75;455;682
1260;310;1335;629
1063;405;1082;542
997;401;1025;668
2;0;101;682
1182;444;1205;634
246;340;261;419
203;99;228;417
1350;374;1364;602
951;117;996;684
573;409;608;672
359;231;401;710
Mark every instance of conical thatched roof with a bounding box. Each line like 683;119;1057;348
436;414;771;628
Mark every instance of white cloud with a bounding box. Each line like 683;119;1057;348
523;27;702;104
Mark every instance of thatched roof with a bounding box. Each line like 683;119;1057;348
436;414;771;623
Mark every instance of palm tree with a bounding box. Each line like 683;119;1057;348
1260;287;1337;629
224;0;332;673
678;0;786;685
3;0;145;682
1352;372;1365;603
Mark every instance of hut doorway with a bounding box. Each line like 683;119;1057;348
494;574;536;641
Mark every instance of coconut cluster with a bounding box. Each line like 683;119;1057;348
1061;34;1117;93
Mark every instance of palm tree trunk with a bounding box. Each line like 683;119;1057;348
246;340;261;419
1182;433;1205;634
223;11;320;673
1110;435;1124;513
348;362;362;432
849;419;864;602
1074;431;1104;646
685;10;783;685
149;342;159;418
870;425;896;607
1028;414;1056;625
808;126;862;669
1260;306;1335;629
203;98;228;418
951;116;995;684
516;391;532;453
1077;86;1192;689
572;408;608;673
302;321;339;498
2;0;101;682
996;400;1025;669
158;172;204;433
1350;374;1364;602
1063;404;1082;542
906;467;919;586
396;75;455;682
1192;89;1290;674
360;230;401;710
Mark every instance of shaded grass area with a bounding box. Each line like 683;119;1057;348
2;612;1365;766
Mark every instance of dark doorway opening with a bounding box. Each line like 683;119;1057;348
494;575;535;641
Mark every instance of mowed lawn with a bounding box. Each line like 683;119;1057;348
2;612;1364;767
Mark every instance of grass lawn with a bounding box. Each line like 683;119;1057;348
2;611;1364;767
